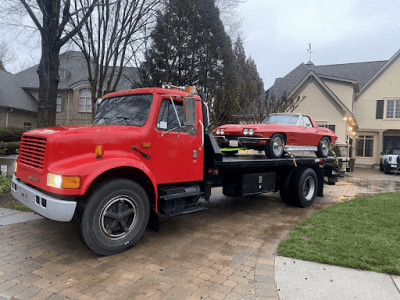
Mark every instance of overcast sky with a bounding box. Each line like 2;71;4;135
5;0;400;91
239;0;400;89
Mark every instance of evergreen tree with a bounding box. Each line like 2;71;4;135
142;0;235;126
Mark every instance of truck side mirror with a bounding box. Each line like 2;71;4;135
184;97;196;126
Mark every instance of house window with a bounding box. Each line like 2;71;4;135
24;123;32;130
356;135;373;157
79;88;92;113
319;124;336;132
56;97;63;112
386;99;400;119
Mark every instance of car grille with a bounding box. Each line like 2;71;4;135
19;136;47;170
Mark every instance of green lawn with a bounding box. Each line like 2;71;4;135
277;193;400;275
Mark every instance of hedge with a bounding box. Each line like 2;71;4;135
0;128;26;143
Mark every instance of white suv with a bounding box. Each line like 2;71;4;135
380;150;400;174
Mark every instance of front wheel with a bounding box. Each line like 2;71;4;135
316;137;331;158
265;133;285;158
77;179;150;255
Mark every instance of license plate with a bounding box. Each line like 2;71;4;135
392;164;397;168
229;140;239;147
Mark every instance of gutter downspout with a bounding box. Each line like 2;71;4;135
5;108;13;128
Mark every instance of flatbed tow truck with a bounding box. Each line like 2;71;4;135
11;86;339;255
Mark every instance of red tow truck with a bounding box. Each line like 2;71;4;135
11;86;338;255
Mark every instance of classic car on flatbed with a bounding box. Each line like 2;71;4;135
214;113;337;158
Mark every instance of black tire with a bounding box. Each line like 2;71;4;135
77;178;150;255
279;169;296;205
379;159;384;172
265;133;285;158
384;162;390;174
291;168;318;208
316;136;331;158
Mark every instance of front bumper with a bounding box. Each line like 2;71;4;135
11;176;77;222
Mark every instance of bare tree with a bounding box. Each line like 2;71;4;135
266;92;307;115
69;0;158;109
215;0;246;40
0;0;99;127
0;41;17;71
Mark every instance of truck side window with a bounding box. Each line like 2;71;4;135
157;99;185;131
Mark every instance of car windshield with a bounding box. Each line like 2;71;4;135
93;94;153;126
262;114;300;125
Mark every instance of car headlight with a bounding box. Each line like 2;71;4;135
243;129;249;135
47;173;81;189
216;129;221;135
220;129;224;135
249;129;254;136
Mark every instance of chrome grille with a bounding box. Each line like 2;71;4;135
19;136;46;170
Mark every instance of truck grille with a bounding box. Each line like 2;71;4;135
19;136;47;170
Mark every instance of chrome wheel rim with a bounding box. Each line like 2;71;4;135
303;176;316;201
100;195;138;240
273;137;284;156
321;139;330;156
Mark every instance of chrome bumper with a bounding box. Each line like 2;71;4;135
11;176;77;222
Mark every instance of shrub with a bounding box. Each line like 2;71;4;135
0;128;26;143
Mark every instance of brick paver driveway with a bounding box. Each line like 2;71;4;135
1;168;399;300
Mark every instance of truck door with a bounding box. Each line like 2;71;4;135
152;97;203;183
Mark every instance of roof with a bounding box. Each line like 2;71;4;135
16;51;139;91
268;60;387;100
0;69;38;112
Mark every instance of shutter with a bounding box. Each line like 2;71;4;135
376;100;384;119
61;98;64;112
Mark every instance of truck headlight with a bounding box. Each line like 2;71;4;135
47;173;80;189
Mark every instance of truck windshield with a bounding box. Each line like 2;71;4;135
93;94;153;126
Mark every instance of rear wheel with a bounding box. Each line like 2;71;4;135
384;162;391;174
265;133;285;158
316;136;331;158
77;178;150;255
281;168;317;208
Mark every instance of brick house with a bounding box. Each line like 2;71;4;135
268;49;400;167
13;51;138;126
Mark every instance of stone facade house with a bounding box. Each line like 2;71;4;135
0;69;37;129
11;51;138;127
268;49;400;167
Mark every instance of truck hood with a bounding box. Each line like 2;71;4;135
22;125;142;170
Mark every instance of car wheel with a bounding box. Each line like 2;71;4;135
316;136;331;158
384;162;391;174
77;178;150;255
265;133;285;158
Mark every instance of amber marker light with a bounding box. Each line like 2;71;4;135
95;145;103;159
62;176;81;189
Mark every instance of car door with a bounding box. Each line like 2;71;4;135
301;115;319;146
152;97;202;183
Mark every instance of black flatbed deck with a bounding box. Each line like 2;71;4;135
215;153;337;170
